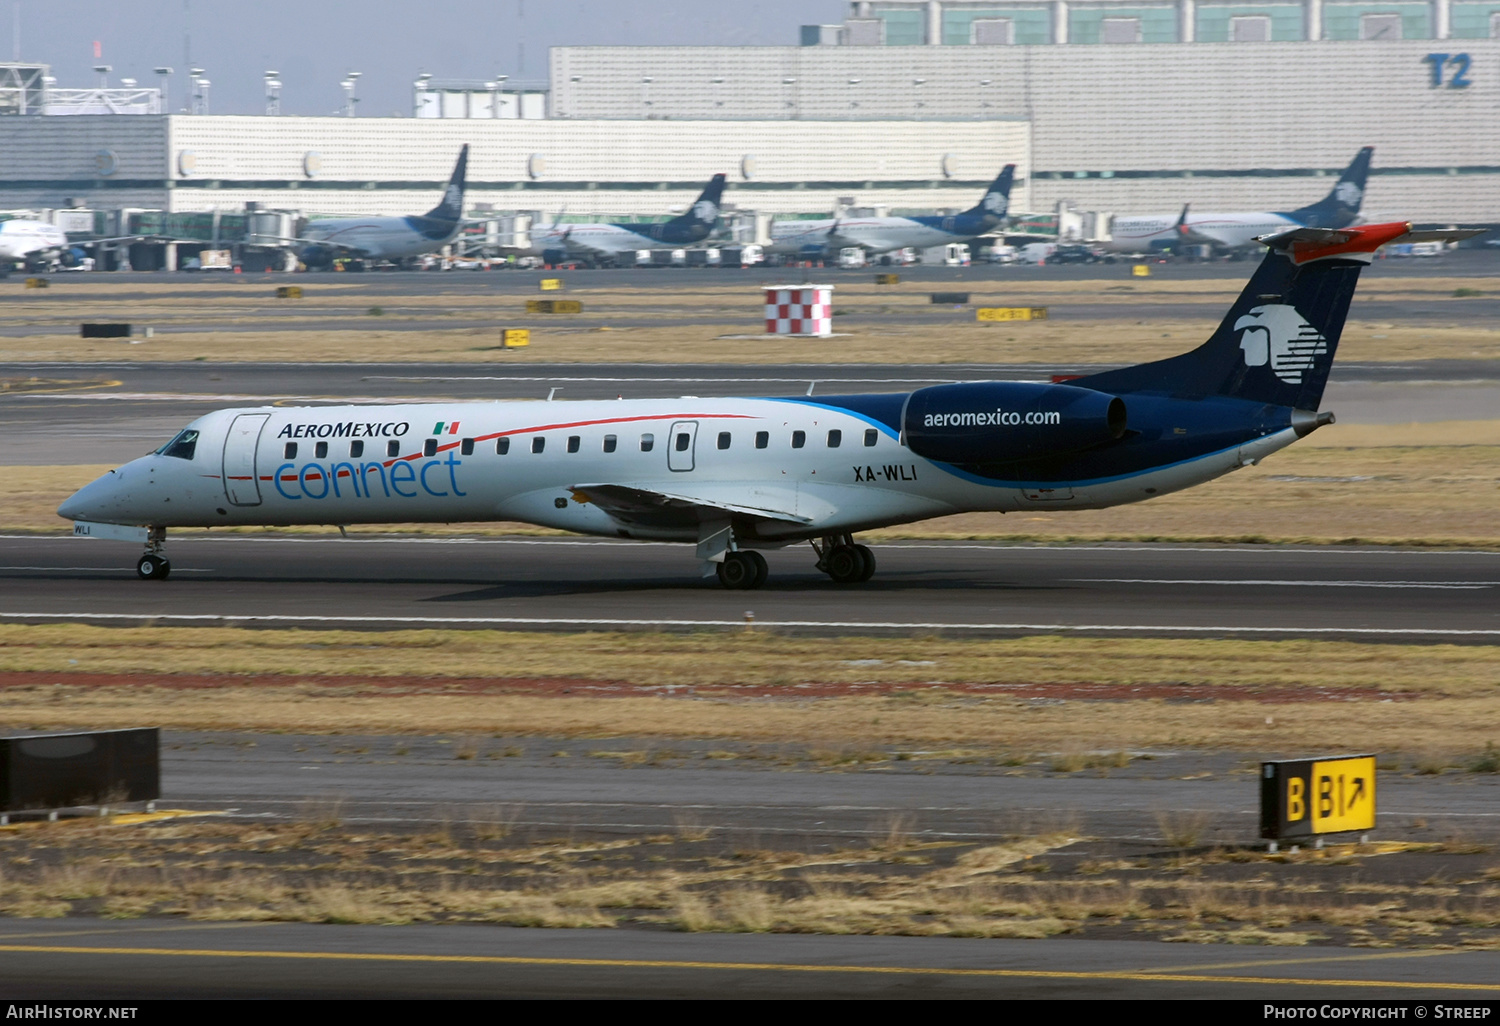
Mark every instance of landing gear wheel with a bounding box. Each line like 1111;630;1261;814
136;554;170;580
716;552;761;590
744;550;768;589
824;545;865;584
853;544;876;582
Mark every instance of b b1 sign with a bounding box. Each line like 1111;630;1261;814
1261;755;1376;840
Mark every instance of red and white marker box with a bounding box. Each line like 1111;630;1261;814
763;284;833;337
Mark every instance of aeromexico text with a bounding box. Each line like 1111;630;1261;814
277;421;411;439
923;410;1062;428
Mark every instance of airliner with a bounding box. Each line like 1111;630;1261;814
293;146;469;270
766;165;1014;260
59;220;1479;588
0;218;71;276
1101;147;1373;255
525;174;727;265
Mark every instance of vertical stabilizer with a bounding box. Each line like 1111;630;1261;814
1074;221;1418;411
1285;147;1372;228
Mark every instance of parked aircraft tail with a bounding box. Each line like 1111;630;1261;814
963;164;1015;225
1074;221;1482;412
668;173;728;232
1285;146;1373;229
419;145;470;226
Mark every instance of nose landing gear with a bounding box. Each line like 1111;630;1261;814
135;526;170;581
813;534;876;584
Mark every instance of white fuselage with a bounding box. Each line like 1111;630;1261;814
525;223;661;257
302;217;456;261
767;217;969;256
1102;212;1304;253
0;219;68;264
58;396;1298;545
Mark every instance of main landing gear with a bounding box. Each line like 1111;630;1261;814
135;526;170;581
812;534;876;585
716;550;768;590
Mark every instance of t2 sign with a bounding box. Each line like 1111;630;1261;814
1424;53;1472;89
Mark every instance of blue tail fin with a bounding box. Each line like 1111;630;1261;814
669;173;727;232
421;145;469;224
1283;146;1372;228
963;164;1015;226
1073;221;1414;412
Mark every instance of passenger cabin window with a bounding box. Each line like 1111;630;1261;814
717;432;731;450
460;438;474;456
423;438;438;458
755;431;769;449
350;440;364;459
386;440;400;458
532;436;545;454
567;435;580;454
864;429;878;447
603;434;617;453
284;442;298;460
496;437;510;455
675;431;691;452
157;429;199;461
827;429;842;448
791;430;806;449
315;441;328;459
640;433;655;452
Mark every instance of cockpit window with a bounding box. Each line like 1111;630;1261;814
156;429;199;461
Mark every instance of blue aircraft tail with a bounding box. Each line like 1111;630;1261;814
420;145;469;225
1073;220;1415;412
1283;147;1372;229
667;173;727;233
963;164;1015;226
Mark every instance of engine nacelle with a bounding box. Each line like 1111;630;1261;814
902;381;1127;465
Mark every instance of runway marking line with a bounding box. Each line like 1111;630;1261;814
1152;948;1472;975
2;611;1498;638
0;943;1494;991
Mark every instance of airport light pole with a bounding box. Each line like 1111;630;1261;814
154;66;173;114
264;70;280;116
711;76;724;113
92;64;111;89
189;67;207;115
847;76;861;111
340;70;361;117
413;72;431;117
494;73;508;117
979;78;994;114
912;77;927;118
640;75;652;118
782;76;797;119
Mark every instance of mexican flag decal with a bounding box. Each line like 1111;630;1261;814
432;421;461;435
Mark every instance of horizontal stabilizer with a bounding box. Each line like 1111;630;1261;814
1257;223;1486;260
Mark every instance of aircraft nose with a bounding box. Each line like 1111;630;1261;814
57;470;125;522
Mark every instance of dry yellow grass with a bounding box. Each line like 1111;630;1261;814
2;820;1495;945
2;624;1497;694
1;273;1497;364
1;626;1499;753
12;419;1500;545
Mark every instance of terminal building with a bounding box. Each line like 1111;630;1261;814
0;2;1495;259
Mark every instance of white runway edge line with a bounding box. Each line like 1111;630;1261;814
11;535;1500;557
3;611;1500;637
1072;578;1499;589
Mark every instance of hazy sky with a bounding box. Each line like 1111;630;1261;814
10;1;846;115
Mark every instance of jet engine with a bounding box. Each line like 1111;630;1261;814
902;381;1127;464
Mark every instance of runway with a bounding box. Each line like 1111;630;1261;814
3;535;1498;639
1;920;1496;998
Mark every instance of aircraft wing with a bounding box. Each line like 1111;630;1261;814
568;482;814;526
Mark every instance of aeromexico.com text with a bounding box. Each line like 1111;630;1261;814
276;421;411;440
923;410;1062;427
